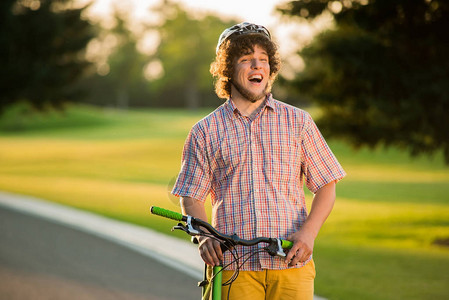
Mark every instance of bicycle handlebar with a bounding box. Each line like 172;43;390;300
150;206;293;254
281;239;294;249
151;206;185;222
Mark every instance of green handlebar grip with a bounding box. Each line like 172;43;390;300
150;206;183;221
281;239;293;249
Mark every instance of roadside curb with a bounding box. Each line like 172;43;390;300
0;191;203;279
0;191;326;300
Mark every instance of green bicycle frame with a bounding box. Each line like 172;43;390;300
212;266;223;300
200;265;222;300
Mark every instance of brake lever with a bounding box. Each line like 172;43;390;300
172;216;201;236
265;238;288;257
275;238;288;257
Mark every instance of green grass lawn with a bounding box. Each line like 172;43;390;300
1;104;448;299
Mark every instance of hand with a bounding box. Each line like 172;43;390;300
197;236;223;266
285;229;315;267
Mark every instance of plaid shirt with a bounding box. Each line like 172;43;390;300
172;95;346;271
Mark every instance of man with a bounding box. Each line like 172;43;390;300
172;22;346;300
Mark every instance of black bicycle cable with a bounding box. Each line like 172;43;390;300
224;249;267;300
196;231;275;299
222;247;267;286
199;233;240;285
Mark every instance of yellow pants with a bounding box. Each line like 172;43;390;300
219;259;315;300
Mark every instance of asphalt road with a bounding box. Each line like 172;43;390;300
0;206;200;300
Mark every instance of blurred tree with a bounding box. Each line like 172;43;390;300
149;1;238;109
0;0;95;114
277;0;449;163
81;10;152;109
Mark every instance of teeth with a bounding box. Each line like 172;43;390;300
249;75;262;80
249;75;263;83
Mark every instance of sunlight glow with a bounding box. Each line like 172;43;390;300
80;0;331;77
81;0;317;52
144;60;164;81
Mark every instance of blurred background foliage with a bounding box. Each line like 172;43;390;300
1;1;448;299
1;0;448;163
0;0;94;112
277;0;449;163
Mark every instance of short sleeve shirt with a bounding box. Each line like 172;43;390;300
172;95;346;271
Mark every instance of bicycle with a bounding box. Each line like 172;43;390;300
150;206;293;300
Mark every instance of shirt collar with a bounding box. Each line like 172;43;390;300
265;93;276;112
224;93;276;119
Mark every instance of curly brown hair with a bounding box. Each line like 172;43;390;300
210;34;281;99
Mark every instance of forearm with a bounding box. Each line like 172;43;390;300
302;180;336;239
180;196;208;222
180;196;223;266
286;180;336;265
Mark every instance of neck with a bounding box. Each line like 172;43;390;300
230;85;267;117
231;95;266;117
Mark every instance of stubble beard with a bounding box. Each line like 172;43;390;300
231;80;270;103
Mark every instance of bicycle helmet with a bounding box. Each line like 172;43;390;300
216;22;271;53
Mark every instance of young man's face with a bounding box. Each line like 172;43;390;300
231;44;271;103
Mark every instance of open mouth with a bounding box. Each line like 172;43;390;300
248;74;263;83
